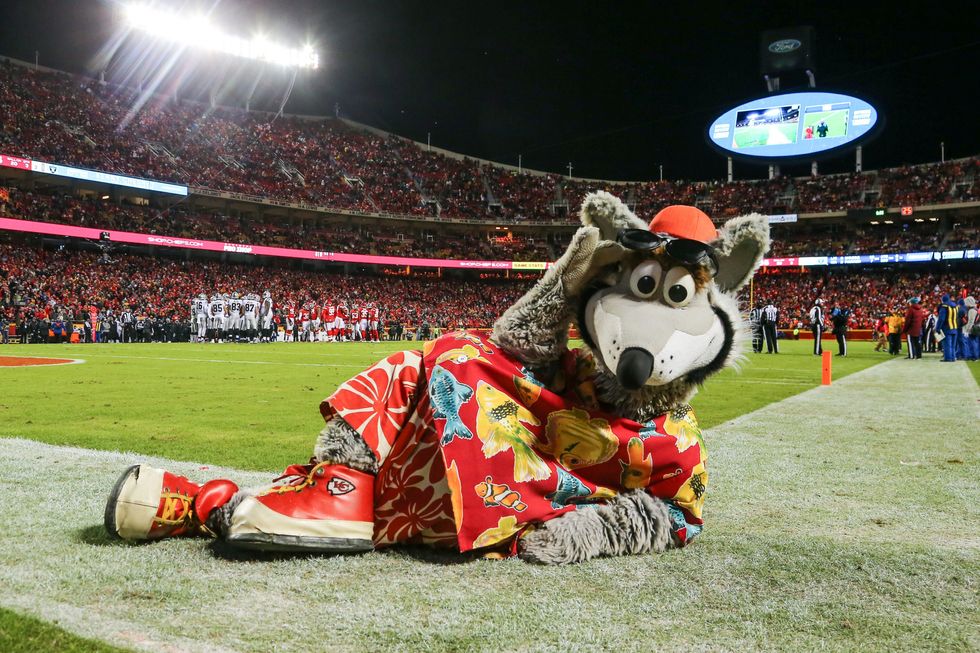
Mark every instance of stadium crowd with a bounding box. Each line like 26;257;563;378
1;60;979;225
3;236;977;347
747;269;980;332
0;187;556;261
0;241;532;342
2;184;975;262
2;60;978;350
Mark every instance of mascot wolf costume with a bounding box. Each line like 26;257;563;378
104;192;769;564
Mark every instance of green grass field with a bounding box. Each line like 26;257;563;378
1;340;978;652
733;121;798;148
0;339;885;470
803;109;849;140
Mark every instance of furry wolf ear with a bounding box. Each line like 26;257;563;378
580;191;648;240
710;214;770;292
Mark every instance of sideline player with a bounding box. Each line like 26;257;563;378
193;293;208;342
285;302;296;343
349;300;360;341
321;300;335;342
259;290;273;342
208;293;226;342
298;303;311;342
228;292;243;342
358;303;370;342
309;298;321;342
242;293;259;342
336;299;349;342
368;302;381;342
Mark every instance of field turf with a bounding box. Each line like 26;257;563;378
733;122;798;148
1;339;977;652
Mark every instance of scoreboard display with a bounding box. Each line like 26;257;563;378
708;91;879;162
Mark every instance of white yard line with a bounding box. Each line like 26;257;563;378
0;359;977;652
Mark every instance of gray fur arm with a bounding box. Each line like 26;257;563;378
492;226;624;366
491;269;575;366
314;418;379;474
517;490;672;565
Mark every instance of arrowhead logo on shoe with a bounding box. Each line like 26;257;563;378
326;477;356;496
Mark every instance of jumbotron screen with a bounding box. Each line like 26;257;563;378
707;91;878;161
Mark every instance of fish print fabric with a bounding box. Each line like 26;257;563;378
321;331;706;555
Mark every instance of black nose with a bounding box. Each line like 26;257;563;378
616;348;654;391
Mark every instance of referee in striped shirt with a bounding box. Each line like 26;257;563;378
762;302;779;353
749;303;764;353
809;299;825;355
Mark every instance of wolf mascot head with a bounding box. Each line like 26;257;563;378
493;191;770;422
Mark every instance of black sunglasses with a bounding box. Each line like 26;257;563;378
616;229;719;276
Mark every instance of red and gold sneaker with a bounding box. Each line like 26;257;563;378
104;464;238;541
224;462;374;553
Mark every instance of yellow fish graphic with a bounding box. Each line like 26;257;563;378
672;462;708;520
473;515;523;549
435;344;491;366
475;381;550;482
663;405;705;455
543;408;618;470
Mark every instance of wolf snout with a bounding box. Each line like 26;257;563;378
616;347;654;391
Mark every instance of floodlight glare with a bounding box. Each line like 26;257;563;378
123;4;319;70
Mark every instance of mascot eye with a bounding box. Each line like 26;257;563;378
663;267;696;308
628;261;662;299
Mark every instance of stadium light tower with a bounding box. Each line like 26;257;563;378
122;4;319;70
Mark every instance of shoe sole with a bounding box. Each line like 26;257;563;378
104;463;141;539
225;533;374;554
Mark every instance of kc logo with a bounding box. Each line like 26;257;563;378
326;477;355;496
48;165;57;173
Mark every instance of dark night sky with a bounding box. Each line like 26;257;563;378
2;0;979;181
